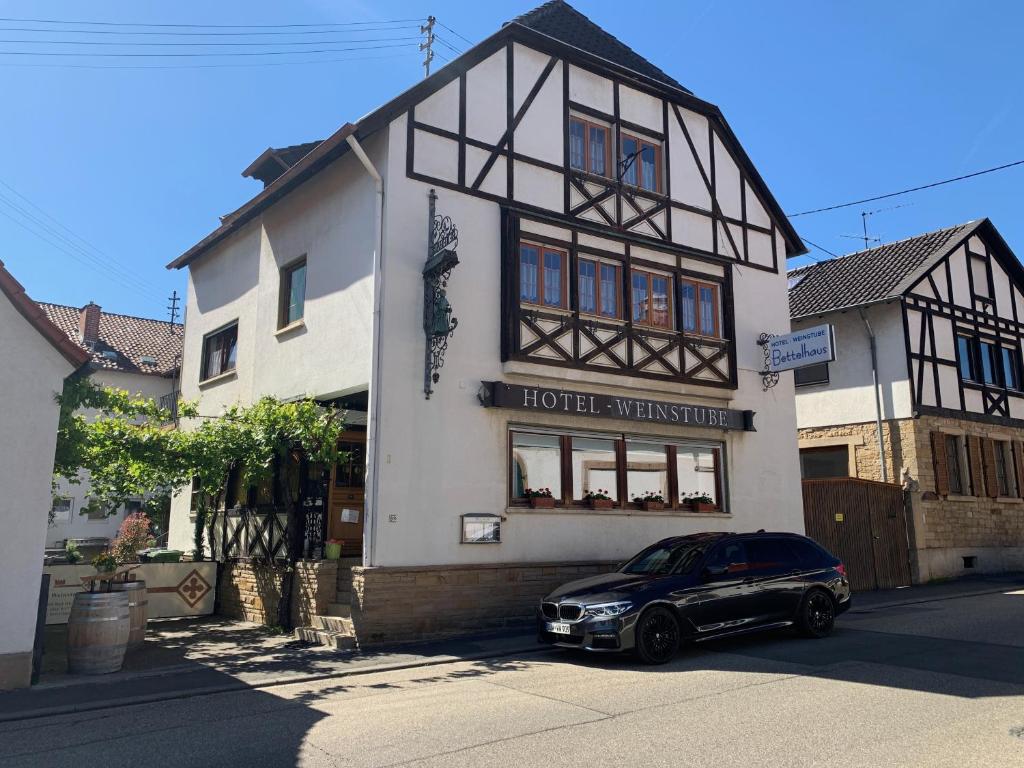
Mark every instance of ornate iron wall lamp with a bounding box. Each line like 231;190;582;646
423;189;459;399
756;332;779;391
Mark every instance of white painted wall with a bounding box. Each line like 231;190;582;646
47;368;173;548
167;135;385;552
0;290;76;686
793;303;913;428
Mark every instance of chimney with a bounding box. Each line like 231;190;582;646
78;302;101;348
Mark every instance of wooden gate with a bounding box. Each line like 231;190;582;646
802;478;912;591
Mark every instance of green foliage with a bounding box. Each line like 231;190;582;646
64;540;81;564
92;552;117;572
54;380;347;563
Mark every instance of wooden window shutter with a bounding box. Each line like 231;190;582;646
981;437;999;498
1015;442;1024;499
967;435;984;496
931;431;950;496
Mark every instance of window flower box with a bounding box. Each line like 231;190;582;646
633;493;665;511
525;488;555;508
584;489;614;509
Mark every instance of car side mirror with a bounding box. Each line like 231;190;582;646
703;565;728;580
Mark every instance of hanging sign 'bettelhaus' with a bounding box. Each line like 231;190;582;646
766;324;836;373
479;382;755;431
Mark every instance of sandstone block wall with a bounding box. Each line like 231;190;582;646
351;561;618;645
217;559;338;627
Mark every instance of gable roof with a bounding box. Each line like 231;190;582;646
0;261;90;369
788;220;985;319
509;0;690;93
168;1;802;270
37;302;183;376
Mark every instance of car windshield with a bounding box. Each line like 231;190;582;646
620;540;709;576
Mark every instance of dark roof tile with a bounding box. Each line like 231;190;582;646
788;221;981;319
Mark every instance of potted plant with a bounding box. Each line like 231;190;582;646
632;492;665;511
524;487;556;508
583;489;614;509
92;552;117;573
683;492;716;512
64;540;82;565
325;538;343;560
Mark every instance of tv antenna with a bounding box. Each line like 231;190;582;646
840;203;914;251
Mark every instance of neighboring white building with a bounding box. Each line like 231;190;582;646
0;261;89;690
167;1;807;641
39;302;183;550
790;219;1024;581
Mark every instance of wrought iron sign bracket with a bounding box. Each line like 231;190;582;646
423;189;459;399
756;332;779;391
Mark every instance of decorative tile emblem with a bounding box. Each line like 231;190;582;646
176;569;212;608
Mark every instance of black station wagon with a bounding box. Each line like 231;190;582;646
538;531;851;664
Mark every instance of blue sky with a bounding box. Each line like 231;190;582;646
0;0;1020;319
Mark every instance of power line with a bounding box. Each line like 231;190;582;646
0;16;424;29
435;20;473;47
799;237;840;261
789;159;1024;217
433;35;463;56
0;34;422;47
0;50;420;70
0;41;421;58
0;24;421;36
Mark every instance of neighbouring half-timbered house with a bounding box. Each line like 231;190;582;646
790;218;1024;582
166;1;806;645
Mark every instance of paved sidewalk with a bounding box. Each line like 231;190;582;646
2;572;1021;723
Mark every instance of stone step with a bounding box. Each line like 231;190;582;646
335;589;351;602
294;624;356;651
316;613;353;633
325;602;351;619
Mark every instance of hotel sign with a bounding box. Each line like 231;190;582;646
479;382;755;431
766;324;836;373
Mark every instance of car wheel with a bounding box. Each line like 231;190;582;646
797;589;836;638
634;606;680;665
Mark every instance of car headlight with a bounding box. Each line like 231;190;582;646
584;601;632;618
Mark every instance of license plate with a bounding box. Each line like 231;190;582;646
547;622;572;635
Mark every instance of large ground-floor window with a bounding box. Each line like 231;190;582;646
509;427;725;511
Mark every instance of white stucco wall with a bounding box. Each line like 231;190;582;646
793;303;913;429
0;291;75;686
47;368;174;548
167;135;385;552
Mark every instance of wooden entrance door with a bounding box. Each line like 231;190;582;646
328;431;366;557
801;478;912;591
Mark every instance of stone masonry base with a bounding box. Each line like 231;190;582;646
217;559;337;627
351;560;619;646
0;651;31;691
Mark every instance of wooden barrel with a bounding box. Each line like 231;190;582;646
109;580;148;648
67;591;129;674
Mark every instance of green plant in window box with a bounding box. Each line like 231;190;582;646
583;489;614;509
524;487;555;508
632;492;665;511
683;491;716;512
64;539;82;564
91;552;117;573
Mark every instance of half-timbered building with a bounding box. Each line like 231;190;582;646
166;1;806;644
790;218;1024;582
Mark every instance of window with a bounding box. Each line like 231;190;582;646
746;538;801;574
510;429;725;511
994;440;1017;497
578;259;622;319
334;440;366;488
794;363;830;387
675;445;720;508
625;440;669;503
620;133;661;193
799;446;849;479
51;497;72;523
957;335;976;381
945;434;966;496
979;341;1000;385
571;436;618;502
622;539;709;576
279;258;307;328
462;514;500;544
200;323;238;381
568;117;610;177
519;242;567;309
705;540;748;573
679;279;719;337
1002;347;1020;390
631;269;673;329
511;431;562;501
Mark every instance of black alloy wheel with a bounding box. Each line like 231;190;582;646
635;606;680;665
797;590;836;638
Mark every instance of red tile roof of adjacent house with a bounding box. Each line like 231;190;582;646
37;302;183;376
0;260;91;369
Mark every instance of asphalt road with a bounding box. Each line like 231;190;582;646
3;589;1024;768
